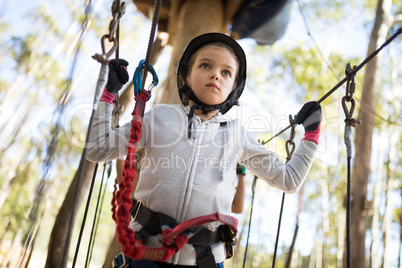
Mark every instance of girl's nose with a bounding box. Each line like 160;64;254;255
211;72;219;80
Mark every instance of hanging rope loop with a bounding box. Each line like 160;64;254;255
344;63;356;102
341;63;362;268
285;115;297;162
272;114;297;268
342;63;362;128
92;35;118;64
342;97;356;120
92;1;125;64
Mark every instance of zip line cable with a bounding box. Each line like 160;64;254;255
141;0;162;89
271;117;297;268
260;26;401;146
85;161;113;267
72;163;99;266
296;0;400;126
242;176;257;268
315;27;401;107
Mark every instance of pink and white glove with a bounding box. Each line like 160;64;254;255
296;101;322;145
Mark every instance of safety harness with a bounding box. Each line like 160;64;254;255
130;200;237;266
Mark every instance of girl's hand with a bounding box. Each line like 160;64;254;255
296;101;322;132
296;101;322;145
106;59;129;96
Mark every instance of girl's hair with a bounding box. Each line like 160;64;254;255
186;42;240;82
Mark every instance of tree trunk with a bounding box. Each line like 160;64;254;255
45;157;96;268
399;187;402;268
349;0;391;266
158;0;225;105
369;137;384;268
102;233;121;268
381;131;397;268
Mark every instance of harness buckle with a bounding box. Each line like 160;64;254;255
113;253;131;268
130;200;142;221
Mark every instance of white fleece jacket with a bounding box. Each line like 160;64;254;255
87;102;317;265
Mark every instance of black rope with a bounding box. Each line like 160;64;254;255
261;125;291;146
271;118;296;268
72;163;99;267
272;192;286;268
65;1;127;266
243;176;257;268
315;27;402;109
85;161;112;267
346;156;352;268
114;0;121;68
260;27;402;146
297;0;399;126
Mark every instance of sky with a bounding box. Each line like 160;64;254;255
1;0;401;267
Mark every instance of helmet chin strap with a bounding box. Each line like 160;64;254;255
181;84;239;138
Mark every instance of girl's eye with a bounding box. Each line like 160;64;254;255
222;70;231;77
200;63;210;69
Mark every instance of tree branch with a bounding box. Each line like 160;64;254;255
392;14;402;26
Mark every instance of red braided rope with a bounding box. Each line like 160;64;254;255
113;90;187;261
114;90;147;254
111;180;118;221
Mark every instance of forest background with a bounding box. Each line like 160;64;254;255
0;0;401;267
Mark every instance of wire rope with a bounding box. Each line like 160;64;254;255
84;161;112;267
242;176;257;268
296;0;400;125
260;27;402;146
72;163;99;267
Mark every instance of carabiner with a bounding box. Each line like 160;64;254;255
92;35;118;64
133;59;159;100
344;63;357;102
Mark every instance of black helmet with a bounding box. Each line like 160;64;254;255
177;32;247;115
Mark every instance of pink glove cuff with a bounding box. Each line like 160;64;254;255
302;122;321;145
100;88;116;105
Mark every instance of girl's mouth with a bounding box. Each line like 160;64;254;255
206;83;218;90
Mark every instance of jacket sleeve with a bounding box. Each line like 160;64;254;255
86;102;147;162
239;127;317;193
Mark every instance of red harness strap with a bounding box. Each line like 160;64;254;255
113;90;238;262
161;212;238;246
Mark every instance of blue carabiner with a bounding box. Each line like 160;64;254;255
133;59;159;100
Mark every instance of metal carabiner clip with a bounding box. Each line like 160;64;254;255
92;34;118;64
132;59;159;100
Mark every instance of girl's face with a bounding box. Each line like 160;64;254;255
187;45;238;106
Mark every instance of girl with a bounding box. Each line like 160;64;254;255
87;32;321;267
